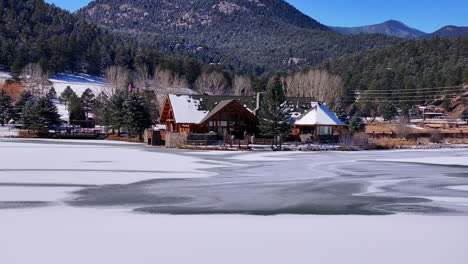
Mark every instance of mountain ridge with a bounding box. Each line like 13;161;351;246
330;20;426;39
422;25;468;39
331;20;468;39
76;0;398;73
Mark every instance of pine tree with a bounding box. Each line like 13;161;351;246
0;89;13;126
13;90;33;121
259;77;292;146
441;97;451;112
379;100;398;121
81;88;95;119
123;92;152;140
92;93;108;125
10;57;24;82
59;86;77;109
69;100;86;121
22;97;61;134
348;103;360;119
46;87;57;100
104;90;127;135
349;114;365;133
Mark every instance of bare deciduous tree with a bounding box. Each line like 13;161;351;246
21;63;52;97
151;67;188;90
280;69;345;104
232;75;253;96
104;66;130;96
134;64;150;90
195;71;228;95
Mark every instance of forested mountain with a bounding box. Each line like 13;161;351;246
0;0;234;82
422;26;468;39
331;20;426;39
322;37;468;104
77;0;399;73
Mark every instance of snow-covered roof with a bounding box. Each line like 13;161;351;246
169;94;209;124
295;103;346;126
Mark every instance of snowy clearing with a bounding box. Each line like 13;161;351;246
51;73;106;96
0;125;18;137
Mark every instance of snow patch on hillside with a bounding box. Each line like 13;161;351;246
51;73;107;96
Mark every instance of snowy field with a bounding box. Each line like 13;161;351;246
0;139;468;264
1;71;107;121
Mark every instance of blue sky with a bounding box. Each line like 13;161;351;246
46;0;468;33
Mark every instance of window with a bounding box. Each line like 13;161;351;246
318;126;332;136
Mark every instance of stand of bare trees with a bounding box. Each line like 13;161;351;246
280;69;345;104
232;75;253;96
134;65;150;90
151;67;188;90
195;71;229;95
21;63;53;97
104;66;130;96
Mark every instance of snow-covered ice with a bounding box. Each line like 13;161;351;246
378;156;468;166
1;207;468;264
448;185;468;191
1;139;468;264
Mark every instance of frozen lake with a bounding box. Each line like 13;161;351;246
0;139;467;264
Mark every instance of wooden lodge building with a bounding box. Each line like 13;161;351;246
157;94;346;145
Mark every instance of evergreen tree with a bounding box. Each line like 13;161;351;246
13;90;33;122
104;90;127;135
22;97;61;134
348;103;360;119
400;103;412;118
259;77;291;146
59;86;77;109
331;99;348;124
81;88;95;119
93;93;108;125
183;59;202;88
141;89;159;120
441;97;451;112
46;87;57;100
10;57;24;82
0;89;13;126
348;114;365;133
123;92;152;140
379;100;398;121
69;100;86;121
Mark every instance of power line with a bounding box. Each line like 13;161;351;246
344;96;464;102
348;88;465;95
348;93;464;99
348;86;464;93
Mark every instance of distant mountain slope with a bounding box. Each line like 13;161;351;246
331;20;426;39
423;26;468;39
77;0;398;73
322;37;468;103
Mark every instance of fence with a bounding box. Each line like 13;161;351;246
368;132;467;139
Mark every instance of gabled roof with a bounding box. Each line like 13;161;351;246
295;103;346;126
165;94;344;126
168;94;209;124
199;100;235;124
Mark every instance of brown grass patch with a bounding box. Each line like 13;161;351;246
105;134;143;143
18;130;40;138
370;138;417;149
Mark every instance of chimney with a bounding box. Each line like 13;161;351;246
254;92;264;116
